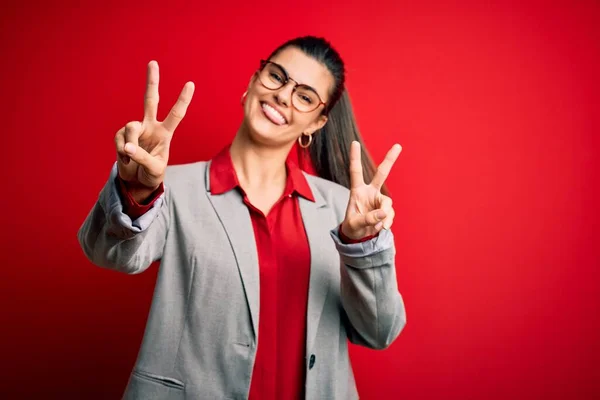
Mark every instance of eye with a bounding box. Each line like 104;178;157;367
300;94;313;104
295;88;317;105
270;72;284;83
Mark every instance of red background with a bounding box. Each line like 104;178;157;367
1;1;599;399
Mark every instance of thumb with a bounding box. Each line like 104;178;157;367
361;208;387;228
124;143;163;177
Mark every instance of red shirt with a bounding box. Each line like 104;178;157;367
210;146;313;400
117;143;369;399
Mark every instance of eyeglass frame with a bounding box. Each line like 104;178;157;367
256;59;328;114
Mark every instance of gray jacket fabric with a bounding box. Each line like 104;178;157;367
77;160;406;399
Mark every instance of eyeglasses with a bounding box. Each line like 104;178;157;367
256;59;327;113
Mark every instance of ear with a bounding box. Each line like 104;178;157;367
306;114;328;135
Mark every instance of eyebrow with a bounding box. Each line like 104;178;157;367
277;62;324;100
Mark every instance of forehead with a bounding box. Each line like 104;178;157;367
269;47;334;101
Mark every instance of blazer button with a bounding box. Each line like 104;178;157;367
309;354;316;370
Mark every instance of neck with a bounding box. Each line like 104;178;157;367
229;122;294;191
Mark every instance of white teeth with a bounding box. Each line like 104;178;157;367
262;103;286;125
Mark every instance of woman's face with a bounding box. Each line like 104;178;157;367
242;46;334;147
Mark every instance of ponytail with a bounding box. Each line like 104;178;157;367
309;90;388;196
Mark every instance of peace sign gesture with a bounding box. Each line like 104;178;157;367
115;61;195;199
340;141;403;240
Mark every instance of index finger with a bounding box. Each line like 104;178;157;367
371;144;402;190
349;141;365;189
144;60;160;122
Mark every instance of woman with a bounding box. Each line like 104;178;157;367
78;36;406;400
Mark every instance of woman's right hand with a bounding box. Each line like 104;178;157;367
115;60;195;202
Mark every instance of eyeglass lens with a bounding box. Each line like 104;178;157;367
259;62;322;112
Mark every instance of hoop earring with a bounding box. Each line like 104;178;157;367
240;91;248;106
298;133;313;148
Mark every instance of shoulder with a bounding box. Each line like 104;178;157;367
304;173;350;214
164;161;209;190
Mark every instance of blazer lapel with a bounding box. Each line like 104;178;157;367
204;162;260;340
203;162;337;350
299;184;338;353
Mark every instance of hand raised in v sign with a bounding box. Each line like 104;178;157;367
340;141;402;240
114;61;195;196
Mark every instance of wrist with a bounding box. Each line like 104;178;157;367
339;222;377;244
340;222;359;241
128;185;161;204
116;175;162;205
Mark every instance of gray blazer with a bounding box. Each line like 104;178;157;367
77;160;406;400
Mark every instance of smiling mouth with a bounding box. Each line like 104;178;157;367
261;102;288;125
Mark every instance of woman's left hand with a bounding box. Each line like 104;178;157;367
340;141;402;240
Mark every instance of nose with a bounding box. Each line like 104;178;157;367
274;80;296;108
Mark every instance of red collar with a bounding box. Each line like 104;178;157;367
209;145;315;202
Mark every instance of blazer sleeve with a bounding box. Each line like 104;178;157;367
77;162;170;274
330;226;407;349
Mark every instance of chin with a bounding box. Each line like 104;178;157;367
246;120;287;147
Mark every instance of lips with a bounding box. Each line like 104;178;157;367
261;102;288;125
